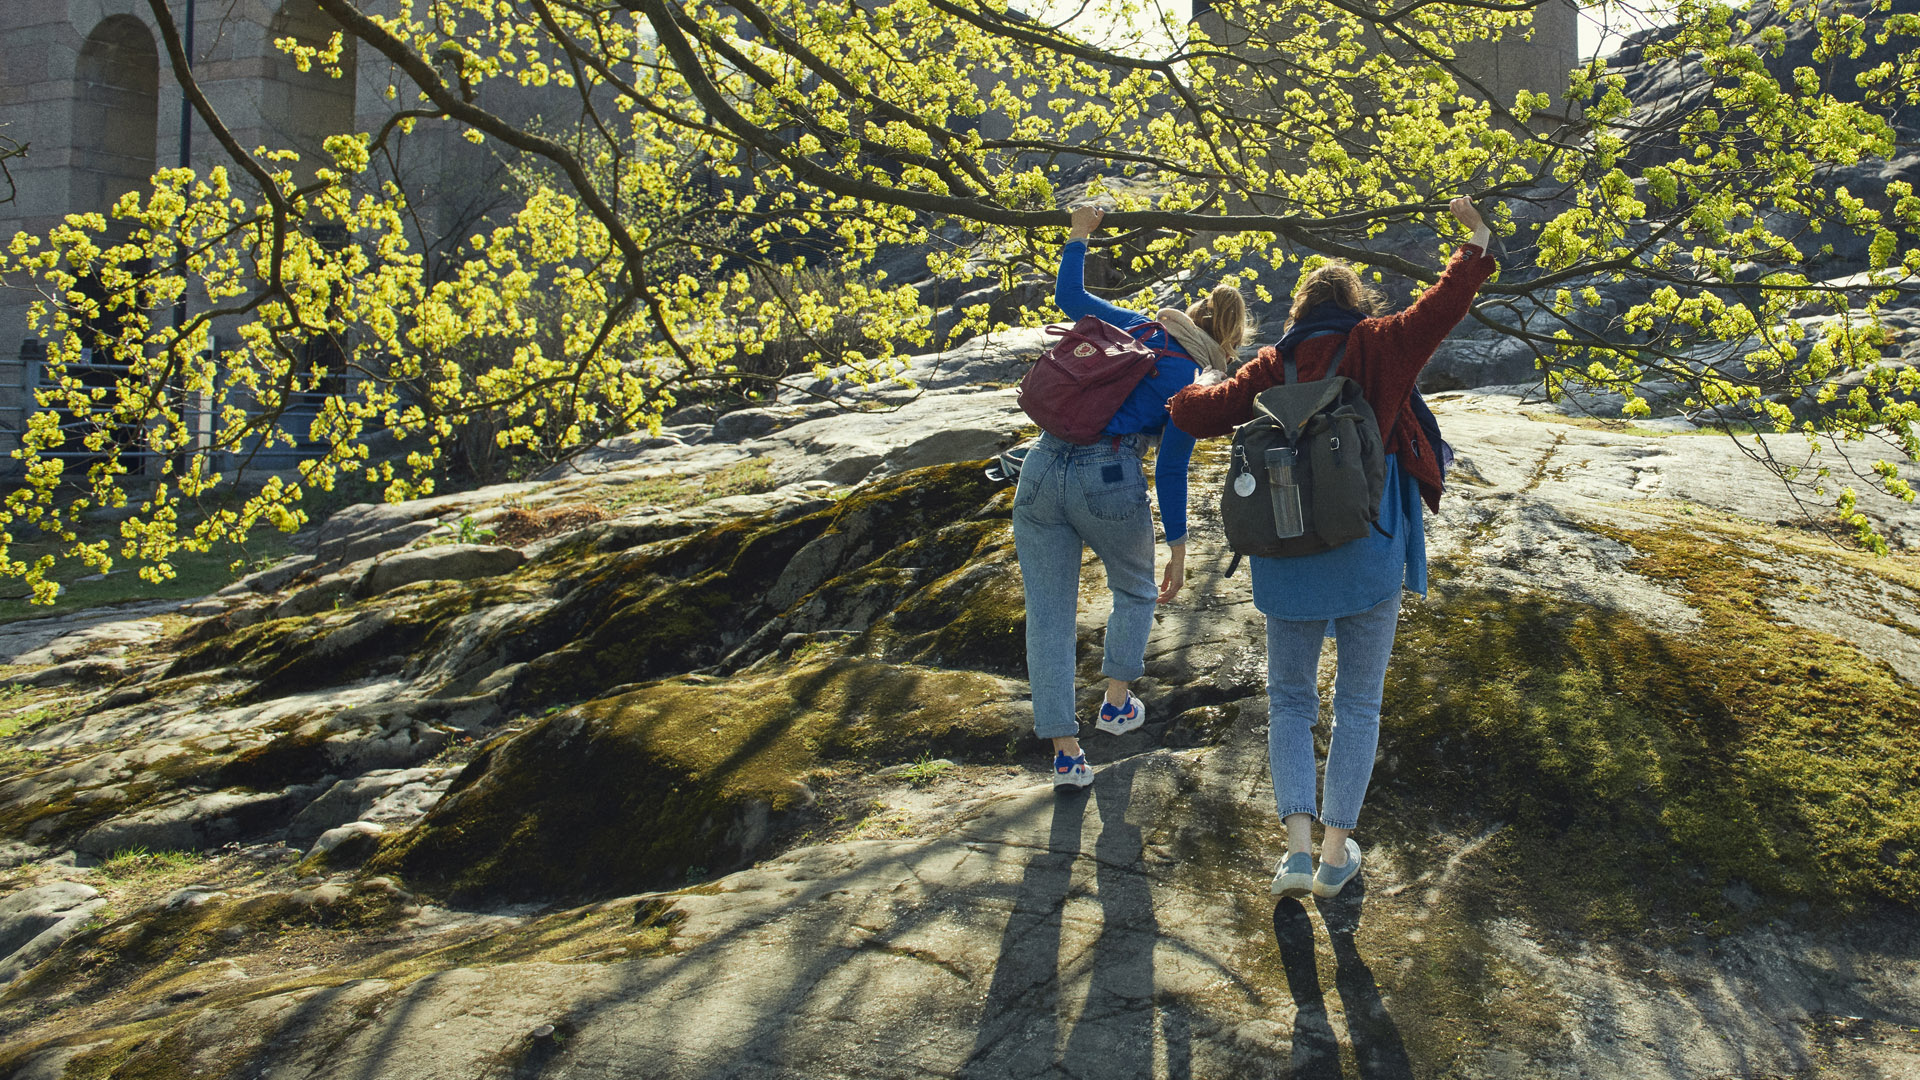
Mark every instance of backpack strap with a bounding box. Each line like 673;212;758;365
1323;341;1348;380
1281;331;1349;385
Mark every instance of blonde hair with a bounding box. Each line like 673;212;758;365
1187;284;1251;351
1288;262;1383;325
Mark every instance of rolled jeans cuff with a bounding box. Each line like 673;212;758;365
1319;815;1359;831
1277;805;1318;823
1100;658;1145;682
1033;716;1081;740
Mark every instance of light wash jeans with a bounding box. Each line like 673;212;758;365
1267;593;1402;830
1012;432;1158;739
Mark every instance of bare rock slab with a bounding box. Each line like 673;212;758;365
0;881;105;985
352;544;526;599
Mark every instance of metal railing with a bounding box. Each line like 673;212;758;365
3;337;341;474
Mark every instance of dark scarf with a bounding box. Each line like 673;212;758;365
1274;302;1365;355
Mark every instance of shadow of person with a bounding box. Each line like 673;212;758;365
1274;897;1343;1079
958;785;1091;1078
1319;877;1414;1080
1061;756;1192;1079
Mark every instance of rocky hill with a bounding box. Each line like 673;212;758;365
4;3;1920;1069
0;321;1915;1077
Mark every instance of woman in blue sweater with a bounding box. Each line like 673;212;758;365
1018;205;1248;788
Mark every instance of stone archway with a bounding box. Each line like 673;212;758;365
70;14;159;219
261;0;359;182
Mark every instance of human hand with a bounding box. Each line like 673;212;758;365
1449;197;1483;231
1450;197;1492;252
1069;205;1106;239
1158;545;1186;603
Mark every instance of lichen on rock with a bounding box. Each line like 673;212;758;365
365;655;1029;904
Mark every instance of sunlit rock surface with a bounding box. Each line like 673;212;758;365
0;326;1917;1077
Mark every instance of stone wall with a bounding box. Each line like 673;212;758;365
1190;0;1582;141
0;0;533;475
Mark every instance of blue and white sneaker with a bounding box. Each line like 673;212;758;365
1052;749;1094;789
1311;838;1363;898
1271;851;1314;898
1095;693;1145;736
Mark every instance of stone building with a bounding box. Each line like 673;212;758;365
0;0;516;473
1189;0;1582;135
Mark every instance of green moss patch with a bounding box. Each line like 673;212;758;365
368;656;1024;905
0;886;677;1077
3;880;418;1020
167;580;535;700
1375;520;1920;932
513;461;1005;704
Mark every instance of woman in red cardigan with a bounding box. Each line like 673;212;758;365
1168;198;1496;900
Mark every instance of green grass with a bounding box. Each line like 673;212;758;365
593;458;780;518
701;457;778;500
899;753;956;787
0;686;85;770
98;847;207;881
0;527;296;626
599;474;702;515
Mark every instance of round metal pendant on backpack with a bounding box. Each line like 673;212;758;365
1234;471;1257;498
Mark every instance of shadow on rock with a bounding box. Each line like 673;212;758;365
961;759;1193;1077
1066;758;1191;1079
1320;876;1414;1080
1274;898;1341;1079
960;789;1089;1077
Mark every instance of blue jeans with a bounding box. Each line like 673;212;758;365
1012;432;1158;739
1267;593;1401;830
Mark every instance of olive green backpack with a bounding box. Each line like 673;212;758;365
1220;339;1388;574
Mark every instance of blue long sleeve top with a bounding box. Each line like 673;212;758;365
1250;452;1429;622
1054;238;1199;545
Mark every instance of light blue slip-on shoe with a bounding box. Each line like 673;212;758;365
1311;838;1363;898
1271;851;1314;898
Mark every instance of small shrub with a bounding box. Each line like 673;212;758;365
442;515;499;545
900;753;955;787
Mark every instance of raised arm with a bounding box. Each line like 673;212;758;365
1362;198;1497;369
1167;348;1283;438
1055;206;1150;331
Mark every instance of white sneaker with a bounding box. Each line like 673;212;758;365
1095;693;1145;736
1311;838;1363;898
1051;749;1094;789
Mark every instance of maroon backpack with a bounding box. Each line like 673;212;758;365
1018;316;1171;444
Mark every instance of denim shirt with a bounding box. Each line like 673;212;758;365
1250;453;1428;621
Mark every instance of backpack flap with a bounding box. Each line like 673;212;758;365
1251;378;1354;442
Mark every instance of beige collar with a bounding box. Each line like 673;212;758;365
1155;308;1234;374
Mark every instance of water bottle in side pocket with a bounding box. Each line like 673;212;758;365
1265;446;1304;539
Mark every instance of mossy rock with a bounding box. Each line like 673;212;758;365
159;463;1009;718
3;880;417;1018
1372;520;1920;931
165;581;532;699
878;528;1027;673
366;656;1025;905
511;461;1005;704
